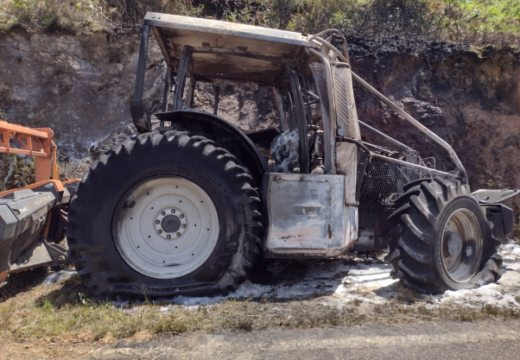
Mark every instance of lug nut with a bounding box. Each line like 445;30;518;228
155;220;160;224
176;232;181;237
167;235;171;239
180;214;184;219
171;209;176;214
182;224;186;228
158;230;163;234
161;211;166;216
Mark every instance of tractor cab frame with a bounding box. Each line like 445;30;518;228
130;13;477;256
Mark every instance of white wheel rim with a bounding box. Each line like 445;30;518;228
441;208;482;283
114;177;219;279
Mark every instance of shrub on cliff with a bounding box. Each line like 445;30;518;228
0;0;518;45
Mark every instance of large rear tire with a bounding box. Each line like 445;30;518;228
384;177;502;293
68;131;263;297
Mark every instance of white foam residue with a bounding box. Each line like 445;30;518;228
170;243;520;309
39;243;520;311
41;270;77;285
502;244;520;257
441;284;520;308
112;243;520;309
158;260;397;307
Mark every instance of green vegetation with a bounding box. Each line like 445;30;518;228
0;0;87;33
0;0;202;34
256;0;520;45
0;0;518;46
452;0;520;34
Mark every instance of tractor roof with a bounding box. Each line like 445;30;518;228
144;12;318;83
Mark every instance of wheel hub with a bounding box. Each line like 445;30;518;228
155;208;187;239
162;215;181;233
446;231;463;257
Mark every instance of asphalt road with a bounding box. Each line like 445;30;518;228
90;320;520;360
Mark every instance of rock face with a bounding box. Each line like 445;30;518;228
191;81;279;133
0;30;279;166
0;31;519;197
0;31;163;160
348;39;520;192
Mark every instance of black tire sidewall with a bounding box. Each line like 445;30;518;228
432;196;488;290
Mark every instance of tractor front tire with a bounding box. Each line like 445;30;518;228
384;177;502;293
67;131;262;298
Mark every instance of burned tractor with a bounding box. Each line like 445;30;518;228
68;13;517;297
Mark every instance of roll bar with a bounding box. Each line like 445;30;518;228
310;33;468;183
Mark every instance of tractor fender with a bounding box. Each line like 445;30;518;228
154;110;267;184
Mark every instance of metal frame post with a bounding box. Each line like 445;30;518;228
185;76;196;109
173;45;192;110
161;66;172;114
213;85;220;115
358;120;412;152
272;86;288;132
288;67;310;174
133;25;150;102
130;25;151;133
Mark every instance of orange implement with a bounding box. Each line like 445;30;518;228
0;179;65;197
0;120;59;182
0;120;82;284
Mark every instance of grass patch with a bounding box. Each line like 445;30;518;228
0;0;202;35
0;0;109;34
152;315;189;335
2;275;520;343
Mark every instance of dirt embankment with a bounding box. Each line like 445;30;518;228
0;31;155;159
349;38;520;192
0;30;519;195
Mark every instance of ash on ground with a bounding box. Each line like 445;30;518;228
85;241;520;311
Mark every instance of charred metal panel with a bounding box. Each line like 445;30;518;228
0;189;55;273
332;63;360;140
264;173;357;257
472;189;520;204
144;12;315;81
332;63;360;207
483;204;514;243
344;205;358;250
336;142;358;206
